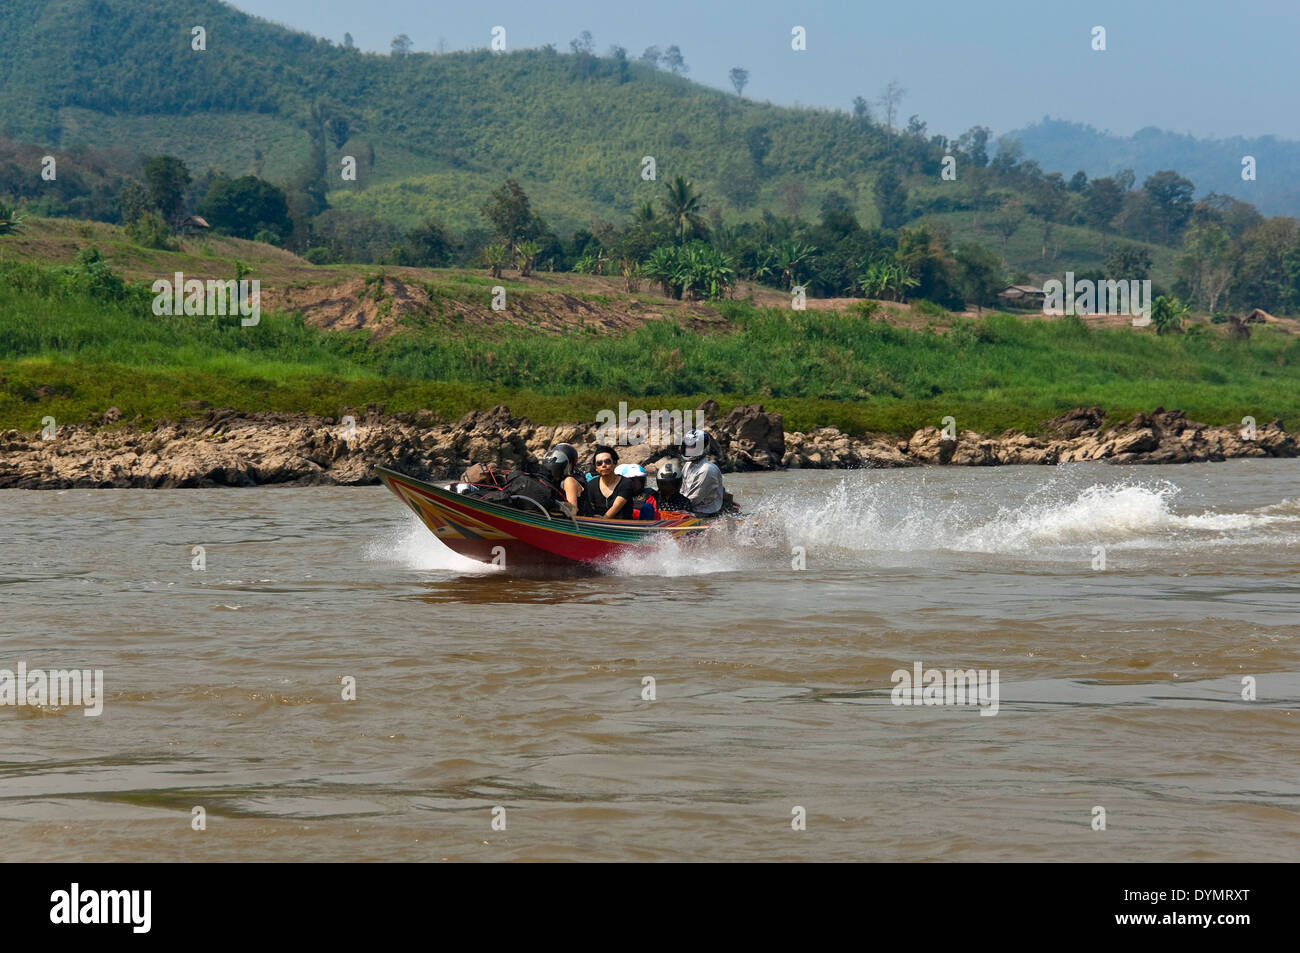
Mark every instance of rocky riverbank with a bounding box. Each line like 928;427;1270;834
0;402;1294;489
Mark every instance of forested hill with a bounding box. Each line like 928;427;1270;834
1010;118;1300;219
6;0;1300;315
0;0;903;233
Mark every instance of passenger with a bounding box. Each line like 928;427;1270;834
615;464;657;520
650;460;693;513
679;428;726;517
540;443;584;512
582;445;636;519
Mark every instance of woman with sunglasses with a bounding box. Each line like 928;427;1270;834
582;445;636;519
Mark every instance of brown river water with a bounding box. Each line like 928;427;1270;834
1;461;1297;861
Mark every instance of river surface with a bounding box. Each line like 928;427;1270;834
2;461;1297;861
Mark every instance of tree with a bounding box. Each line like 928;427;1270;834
480;178;538;246
1085;177;1124;251
663;45;688;75
956;126;990;168
117;181;152;225
877;80;906;138
142;155;191;227
391;34;413;57
1232;218;1299;313
1194;193;1263;238
990;137;1023;176
988;200;1026;264
1104;243;1153;281
640;46;662;67
954;242;1003;315
197;175;292;241
819;192;859;239
852;96;873;127
662;175;707;244
343;33;354;49
1178;222;1233;313
609;45;630;82
327;115;350;150
1142;170;1195;243
569;31;595;55
1067;170;1088;193
403;220;454;268
729;67;749;98
873;167;908;229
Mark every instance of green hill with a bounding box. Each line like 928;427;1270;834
3;0;1297;313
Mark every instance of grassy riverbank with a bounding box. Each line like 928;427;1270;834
3;246;1298;436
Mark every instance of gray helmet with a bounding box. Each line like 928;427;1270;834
552;443;578;469
656;460;682;481
541;448;572;480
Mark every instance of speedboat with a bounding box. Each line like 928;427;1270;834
374;465;713;572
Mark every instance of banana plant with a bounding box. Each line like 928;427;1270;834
776;239;816;290
0;202;25;236
482;243;510;278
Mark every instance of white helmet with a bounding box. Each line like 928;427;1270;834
614;463;646;478
682;429;710;458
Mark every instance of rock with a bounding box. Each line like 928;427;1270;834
717;404;785;470
101;407;122;425
0;405;1294;490
1043;406;1105;439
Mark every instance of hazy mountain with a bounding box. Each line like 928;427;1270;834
1009;118;1300;218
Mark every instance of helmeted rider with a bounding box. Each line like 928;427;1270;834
614;463;658;519
650;460;693;513
679;428;726;517
540;443;584;511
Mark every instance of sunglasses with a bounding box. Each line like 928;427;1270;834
595;458;614;466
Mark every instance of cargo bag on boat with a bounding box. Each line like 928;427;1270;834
497;470;560;513
456;466;558;514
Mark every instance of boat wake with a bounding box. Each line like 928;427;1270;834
363;513;501;574
367;474;1300;577
752;475;1300;558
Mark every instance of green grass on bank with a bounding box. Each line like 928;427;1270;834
2;258;1298;436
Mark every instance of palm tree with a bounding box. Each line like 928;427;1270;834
662;176;707;245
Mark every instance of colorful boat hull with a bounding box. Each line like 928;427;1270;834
374;465;711;572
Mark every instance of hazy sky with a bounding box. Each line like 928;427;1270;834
229;0;1300;142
